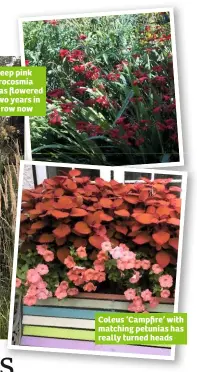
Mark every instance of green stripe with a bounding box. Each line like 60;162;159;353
23;325;95;341
23;326;171;347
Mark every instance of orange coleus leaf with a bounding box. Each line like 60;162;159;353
100;198;113;208
28;209;41;220
167;218;180;226
112;199;123;208
20;213;29;222
56;237;67;246
110;238;119;247
133;232;151;245
99;212;113;222
48;210;69;219
74;221;91;235
115;225;128;235
70;208;88;217
73;237;87;248
68;169;81;177
156;206;171;217
156;250;171;268
169;186;181;192
38;233;55;243
54;188;65;197
89;250;98;260
131;222;142;232
31;220;46;230
135;213;155;224
152;231;170;245
53;224;71;238
146;206;156;214
139;190;149;202
114;209;130;218
123;195;139;204
57;247;70;263
89;235;105;249
55;196;73;209
153;183;165;192
64;179;77;191
169;237;179;250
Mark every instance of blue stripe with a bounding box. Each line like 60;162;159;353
23;306;111;319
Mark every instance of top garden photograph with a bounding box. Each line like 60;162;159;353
21;10;183;166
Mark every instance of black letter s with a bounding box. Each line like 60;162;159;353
1;358;13;372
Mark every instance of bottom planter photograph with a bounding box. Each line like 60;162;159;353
8;161;187;360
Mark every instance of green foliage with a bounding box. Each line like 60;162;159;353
24;12;179;165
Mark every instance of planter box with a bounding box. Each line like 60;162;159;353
21;293;174;357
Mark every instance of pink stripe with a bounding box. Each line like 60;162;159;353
21;336;171;357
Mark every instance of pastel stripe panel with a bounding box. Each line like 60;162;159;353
21;336;172;357
23;326;94;341
36;298;173;313
23;315;94;329
23;306;100;319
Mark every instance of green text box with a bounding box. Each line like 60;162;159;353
95;312;187;346
0;67;46;116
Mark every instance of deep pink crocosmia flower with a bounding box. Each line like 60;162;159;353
106;72;120;81
48;110;62;125
153;76;166;84
163;95;171;101
25;60;30;66
116;116;126;124
73;64;85;73
84;99;96;106
79;34;87;40
132;53;140;59
96;96;110;108
153;106;162;114
49;20;59;25
61;103;75;113
135;137;145;146
152;65;163;73
59;49;70;58
75;87;87;95
47;88;65;98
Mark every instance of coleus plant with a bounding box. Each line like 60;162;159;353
16;169;181;311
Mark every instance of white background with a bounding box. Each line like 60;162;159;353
0;0;196;370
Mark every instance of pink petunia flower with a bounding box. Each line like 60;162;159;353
67;287;79;297
159;274;173;288
36;264;49;275
141;260;151;270
64;255;75;269
129;271;140;284
101;241;112;252
76;246;87;259
16;278;22;288
26;269;41;284
160;289;171;298
152;264;163;274
43;250;54;262
141;289;152;301
83;282;97;292
149;297;159;308
23;294;37;306
124;288;136;301
36;244;48;255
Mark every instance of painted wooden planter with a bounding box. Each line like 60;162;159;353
21;293;174;357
